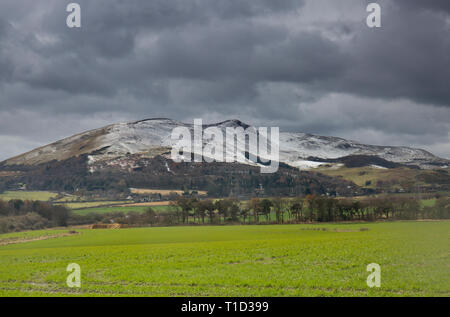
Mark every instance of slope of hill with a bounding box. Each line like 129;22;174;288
2;118;448;170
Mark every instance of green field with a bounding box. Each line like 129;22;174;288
56;201;132;210
420;198;436;208
72;205;173;215
316;166;448;189
0;221;448;297
0;191;59;201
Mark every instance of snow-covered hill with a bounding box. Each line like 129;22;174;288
2;118;447;170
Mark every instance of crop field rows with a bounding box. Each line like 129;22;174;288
0;221;449;296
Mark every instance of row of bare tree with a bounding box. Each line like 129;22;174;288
154;195;449;225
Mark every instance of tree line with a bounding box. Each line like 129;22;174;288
93;195;449;227
167;195;449;224
0;195;448;233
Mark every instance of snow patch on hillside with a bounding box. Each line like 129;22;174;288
3;118;447;170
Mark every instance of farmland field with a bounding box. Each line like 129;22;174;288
130;188;207;196
0;191;59;201
316;166;450;190
0;221;448;297
72;204;173;215
55;201;133;210
117;201;173;207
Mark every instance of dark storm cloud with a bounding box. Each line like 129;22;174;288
396;0;450;13
42;0;305;59
1;0;310;96
144;26;349;83
1;0;448;104
335;1;450;106
0;21;14;82
0;0;449;160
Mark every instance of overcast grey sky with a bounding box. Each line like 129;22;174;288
0;0;449;161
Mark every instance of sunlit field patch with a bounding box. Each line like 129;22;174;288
0;191;59;201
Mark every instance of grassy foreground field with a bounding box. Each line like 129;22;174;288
0;221;448;296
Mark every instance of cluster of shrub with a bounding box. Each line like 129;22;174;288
0;199;70;233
